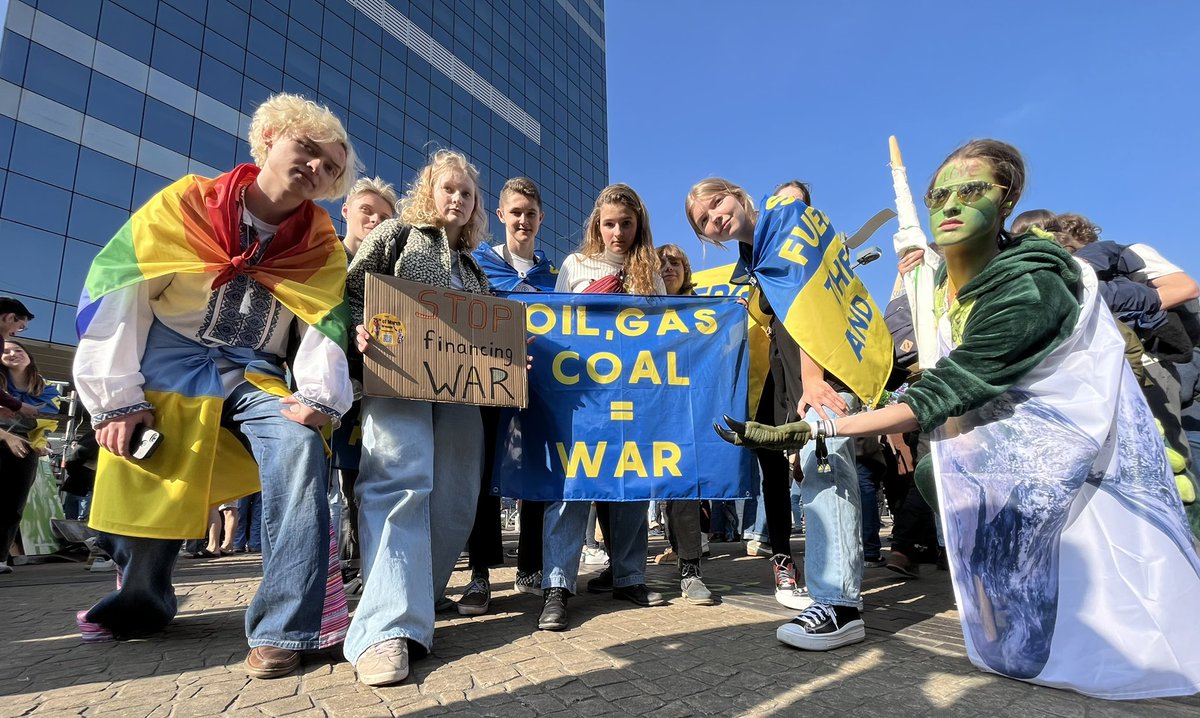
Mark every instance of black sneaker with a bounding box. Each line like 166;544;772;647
777;603;865;651
457;575;490;616
538;587;569;631
515;569;543;596
586;566;613;593
864;556;888;568
613;583;666;607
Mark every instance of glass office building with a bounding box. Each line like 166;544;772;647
0;0;608;364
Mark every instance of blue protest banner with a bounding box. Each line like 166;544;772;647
492;292;754;501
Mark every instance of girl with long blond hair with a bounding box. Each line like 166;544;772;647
344;149;491;686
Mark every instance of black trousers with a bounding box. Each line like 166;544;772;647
664;500;703;560
467;407;505;571
0;445;38;562
516;500;544;574
754;369;793;556
889;432;938;558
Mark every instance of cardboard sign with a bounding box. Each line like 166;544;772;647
363;273;528;407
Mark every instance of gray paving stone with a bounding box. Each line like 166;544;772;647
2;538;1197;718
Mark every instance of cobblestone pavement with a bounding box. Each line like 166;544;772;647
3;535;1198;717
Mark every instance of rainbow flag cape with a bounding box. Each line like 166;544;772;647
750;194;893;405
77;164;349;539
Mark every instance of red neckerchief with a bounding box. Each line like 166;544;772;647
201;164;320;288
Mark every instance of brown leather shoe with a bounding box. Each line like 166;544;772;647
245;645;301;679
885;549;920;579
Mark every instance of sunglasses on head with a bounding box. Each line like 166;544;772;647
924;181;1008;209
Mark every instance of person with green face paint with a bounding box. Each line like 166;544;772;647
716;139;1200;699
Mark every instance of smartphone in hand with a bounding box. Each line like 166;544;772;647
129;424;163;460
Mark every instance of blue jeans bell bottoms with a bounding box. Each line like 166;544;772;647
85;382;332;648
542;500;649;594
798;393;863;608
344;397;482;663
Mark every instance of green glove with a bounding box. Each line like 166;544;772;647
714;415;813;450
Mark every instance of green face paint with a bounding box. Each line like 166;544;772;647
928;159;1006;248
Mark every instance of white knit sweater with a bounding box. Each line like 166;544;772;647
555;250;667;294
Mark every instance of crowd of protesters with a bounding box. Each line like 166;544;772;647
3;92;1196;699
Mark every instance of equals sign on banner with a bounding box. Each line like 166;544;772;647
610;401;633;421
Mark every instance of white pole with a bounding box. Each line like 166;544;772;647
889;136;941;369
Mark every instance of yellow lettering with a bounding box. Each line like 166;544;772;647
629;350;662;384
576;305;599;336
657;308;689;335
616;307;649;336
653;442;682;477
694;309;718;334
615;441;647;478
666;352;690;386
556;441;606;478
552;351;580;385
780;237;809;266
561;304;573;334
586;352;622;384
804;206;829;236
765;194;796;210
526;304;555;334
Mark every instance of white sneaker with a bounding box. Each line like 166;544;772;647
746;540;774;558
776;586;815;611
582;546;609;565
89;558;116;572
771;554;813;610
777;603;865;651
356;638;409;686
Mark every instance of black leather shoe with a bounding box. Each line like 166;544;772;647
538;587;569;631
586;567;613;593
613;583;666;607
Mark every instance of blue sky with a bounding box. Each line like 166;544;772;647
604;1;1200;301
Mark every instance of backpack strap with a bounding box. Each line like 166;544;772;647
385;224;414;274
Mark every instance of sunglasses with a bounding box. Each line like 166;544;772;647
924;181;1008;209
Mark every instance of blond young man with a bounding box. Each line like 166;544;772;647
341;176;398;259
73;94;357;678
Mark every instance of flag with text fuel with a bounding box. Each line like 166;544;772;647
491;293;754;501
751;195;893;405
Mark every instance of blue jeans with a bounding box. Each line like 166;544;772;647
790;483;804;534
858;462;881;560
86;384;332;648
799;393;862;608
542;500;649;593
708;500;740;539
345;397;482;663
742;492;768;543
237;493;262;550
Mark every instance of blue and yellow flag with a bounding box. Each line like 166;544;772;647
491;293;754;501
751;195;892;404
692;263;771;416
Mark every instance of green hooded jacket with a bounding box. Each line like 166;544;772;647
900;237;1082;432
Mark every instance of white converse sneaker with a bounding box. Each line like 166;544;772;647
772;554;814;610
777;603;865;651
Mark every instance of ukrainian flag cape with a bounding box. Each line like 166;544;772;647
750;194;892;405
472;245;558;292
1;380;61;450
77;164;349;539
691;263;771;416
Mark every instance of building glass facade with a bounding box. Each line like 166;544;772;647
0;0;608;350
